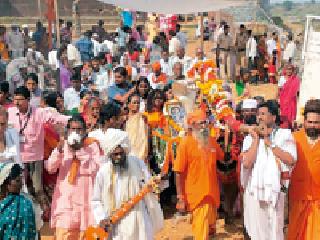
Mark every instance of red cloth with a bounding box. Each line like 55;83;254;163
279;74;300;126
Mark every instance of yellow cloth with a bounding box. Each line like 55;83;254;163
55;228;84;240
191;201;217;240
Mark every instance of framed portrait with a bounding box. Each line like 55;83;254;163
165;101;185;126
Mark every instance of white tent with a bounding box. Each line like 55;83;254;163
97;0;251;14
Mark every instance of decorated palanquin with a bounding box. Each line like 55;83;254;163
188;59;238;184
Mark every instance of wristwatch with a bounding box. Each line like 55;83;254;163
271;143;277;149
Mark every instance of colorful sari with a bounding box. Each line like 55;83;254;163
279;74;300;126
0;194;37;240
43;123;59;221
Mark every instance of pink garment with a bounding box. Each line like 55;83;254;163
7;106;70;162
46;142;101;231
279;74;300;126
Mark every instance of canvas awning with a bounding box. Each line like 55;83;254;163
97;0;251;14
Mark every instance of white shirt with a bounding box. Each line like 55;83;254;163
0;128;21;166
67;44;82;67
48;50;58;70
63;87;81;111
169;37;181;55
241;128;297;205
92;38;101;57
160;59;171;76
246;37;257;58
283;41;296;62
176;32;187;48
266;39;277;56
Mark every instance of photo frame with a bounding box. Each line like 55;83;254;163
165;101;185;126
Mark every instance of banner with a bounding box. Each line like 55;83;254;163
97;0;251;14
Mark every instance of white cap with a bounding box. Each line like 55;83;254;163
242;99;258;109
92;33;98;37
22;24;28;29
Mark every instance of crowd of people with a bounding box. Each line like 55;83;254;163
0;12;319;240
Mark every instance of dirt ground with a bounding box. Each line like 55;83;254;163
155;215;244;240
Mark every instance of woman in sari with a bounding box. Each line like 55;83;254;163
144;90;166;174
257;34;268;83
125;94;149;162
40;92;61;221
279;64;300;128
81;96;101;133
0;163;37;239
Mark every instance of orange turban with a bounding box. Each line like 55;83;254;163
152;61;161;72
187;109;207;125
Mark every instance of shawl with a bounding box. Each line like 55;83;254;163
125;113;148;161
0;194;36;240
279;74;300;124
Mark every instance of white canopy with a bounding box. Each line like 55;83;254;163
97;0;251;14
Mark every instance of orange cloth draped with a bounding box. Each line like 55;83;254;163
43;124;60;186
288;130;320;240
0;40;9;61
174;135;224;211
68;137;102;185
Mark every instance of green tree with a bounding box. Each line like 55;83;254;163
283;0;293;11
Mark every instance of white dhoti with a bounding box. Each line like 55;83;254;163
244;190;285;240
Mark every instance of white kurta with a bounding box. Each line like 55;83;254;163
91;156;164;240
241;128;297;240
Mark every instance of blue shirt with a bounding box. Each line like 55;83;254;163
107;83;131;106
121;11;133;27
75;37;93;61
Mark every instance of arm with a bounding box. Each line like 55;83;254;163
265;130;297;166
91;168;108;225
270;147;295;166
45;148;63;174
42;108;70;126
111;87;136;103
173;140;187;212
242;131;259;169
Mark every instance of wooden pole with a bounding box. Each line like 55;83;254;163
200;13;204;52
54;0;60;48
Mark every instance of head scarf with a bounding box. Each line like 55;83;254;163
103;129;130;157
0;162;15;187
187;109;207;126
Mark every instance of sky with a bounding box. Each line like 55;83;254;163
271;0;319;2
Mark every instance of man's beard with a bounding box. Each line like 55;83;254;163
193;128;209;146
243;115;257;125
112;154;128;170
306;128;320;139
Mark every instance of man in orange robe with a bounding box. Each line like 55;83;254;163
174;110;224;240
288;99;320;240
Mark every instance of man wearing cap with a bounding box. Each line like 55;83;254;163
217;24;233;80
174;110;224;239
91;129;163;239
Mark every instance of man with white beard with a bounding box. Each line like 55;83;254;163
91;129;164;239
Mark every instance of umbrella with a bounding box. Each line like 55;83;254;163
97;0;251;14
